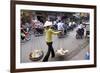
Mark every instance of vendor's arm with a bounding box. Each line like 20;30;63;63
50;29;60;35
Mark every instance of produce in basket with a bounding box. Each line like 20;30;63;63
56;48;69;56
29;49;44;61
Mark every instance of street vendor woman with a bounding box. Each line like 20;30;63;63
43;21;61;62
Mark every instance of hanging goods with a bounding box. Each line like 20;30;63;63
29;49;44;61
56;48;69;56
29;35;44;61
56;37;69;56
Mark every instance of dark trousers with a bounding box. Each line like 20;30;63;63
43;42;55;62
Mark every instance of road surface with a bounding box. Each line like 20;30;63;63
20;28;89;63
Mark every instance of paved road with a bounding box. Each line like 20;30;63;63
21;28;89;63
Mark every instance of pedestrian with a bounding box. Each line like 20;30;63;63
85;51;90;60
57;20;64;38
76;24;84;39
84;48;90;60
43;21;61;62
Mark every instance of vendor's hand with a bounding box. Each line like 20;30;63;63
59;31;62;34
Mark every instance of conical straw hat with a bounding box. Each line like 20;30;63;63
44;21;52;27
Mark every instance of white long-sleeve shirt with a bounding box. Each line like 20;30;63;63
57;22;64;31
